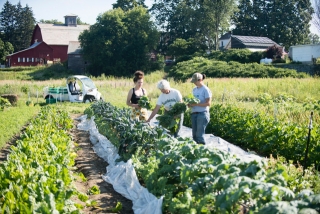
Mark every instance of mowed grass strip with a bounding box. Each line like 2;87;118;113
0;102;41;149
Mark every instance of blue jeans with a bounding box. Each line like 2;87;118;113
191;111;210;144
173;113;184;138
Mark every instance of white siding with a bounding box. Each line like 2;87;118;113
289;44;320;63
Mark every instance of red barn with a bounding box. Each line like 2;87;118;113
6;14;89;67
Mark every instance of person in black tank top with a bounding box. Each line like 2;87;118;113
126;71;148;121
130;88;145;104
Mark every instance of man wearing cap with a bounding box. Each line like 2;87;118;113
188;73;212;145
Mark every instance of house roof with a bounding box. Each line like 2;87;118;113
232;35;278;46
37;23;90;46
68;41;82;54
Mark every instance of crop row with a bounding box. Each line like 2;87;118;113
0;106;79;213
85;101;320;213
182;104;320;169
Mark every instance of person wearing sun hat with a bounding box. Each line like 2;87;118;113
188;73;212;145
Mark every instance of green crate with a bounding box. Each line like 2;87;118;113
46;98;57;104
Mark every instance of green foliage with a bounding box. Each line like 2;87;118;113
88;185;100;195
168;56;308;81
91;101;320;213
79;6;159;77
0;1;36;52
196;103;320;169
209;49;266;63
232;0;313;49
183;94;200;105
0;97;11;110
138;95;153;110
0;38;13;64
111;202;123;212
0;106;79;213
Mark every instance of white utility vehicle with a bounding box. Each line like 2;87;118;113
43;75;102;103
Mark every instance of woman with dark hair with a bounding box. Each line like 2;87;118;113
188;73;212;144
126;70;148;121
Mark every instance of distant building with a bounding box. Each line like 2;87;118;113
68;41;88;74
6;14;89;68
289;44;320;63
219;32;279;52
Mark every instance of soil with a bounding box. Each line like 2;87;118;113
0;114;134;214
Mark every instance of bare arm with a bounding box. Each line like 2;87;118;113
146;105;161;123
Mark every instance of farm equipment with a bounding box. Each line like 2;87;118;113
43;75;102;103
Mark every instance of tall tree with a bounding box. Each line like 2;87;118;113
0;38;13;64
313;0;320;33
0;1;16;46
112;0;147;11
150;0;237;53
0;1;36;52
232;0;314;49
15;3;35;48
79;6;159;76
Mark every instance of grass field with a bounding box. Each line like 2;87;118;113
1;68;320;148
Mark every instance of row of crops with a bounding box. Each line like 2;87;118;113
84;100;320;213
182;103;320;169
0;106;80;213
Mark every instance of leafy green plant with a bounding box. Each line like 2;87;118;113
88;185;100;195
138;95;153;110
0;97;11;110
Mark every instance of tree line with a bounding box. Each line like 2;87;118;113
0;0;319;75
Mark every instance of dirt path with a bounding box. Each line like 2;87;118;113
70;114;134;213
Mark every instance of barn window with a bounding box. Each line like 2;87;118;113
23;57;25;62
27;58;29;62
18;57;20;62
32;58;34;62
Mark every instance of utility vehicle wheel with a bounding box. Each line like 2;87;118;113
83;97;93;103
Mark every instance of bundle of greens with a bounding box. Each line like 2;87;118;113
138;95;153;110
156;102;187;134
183;94;200;105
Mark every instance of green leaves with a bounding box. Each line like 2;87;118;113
138;95;153;110
0;106;79;213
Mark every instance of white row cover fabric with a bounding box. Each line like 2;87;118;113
77;115;163;214
76;114;262;213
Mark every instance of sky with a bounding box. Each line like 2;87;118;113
0;0;153;24
0;0;319;34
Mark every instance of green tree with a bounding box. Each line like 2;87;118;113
79;6;159;76
15;3;35;50
112;0;147;11
0;38;13;64
232;0;313;49
38;19;64;24
150;0;237;53
0;0;35;52
167;38;204;58
0;1;16;46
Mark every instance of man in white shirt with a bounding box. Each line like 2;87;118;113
146;79;183;137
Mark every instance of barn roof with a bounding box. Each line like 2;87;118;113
68;41;82;54
37;23;90;46
7;42;52;56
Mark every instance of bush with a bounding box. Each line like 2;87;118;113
0;94;18;106
0;97;11;110
266;44;283;59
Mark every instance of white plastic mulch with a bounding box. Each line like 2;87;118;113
76;114;262;214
